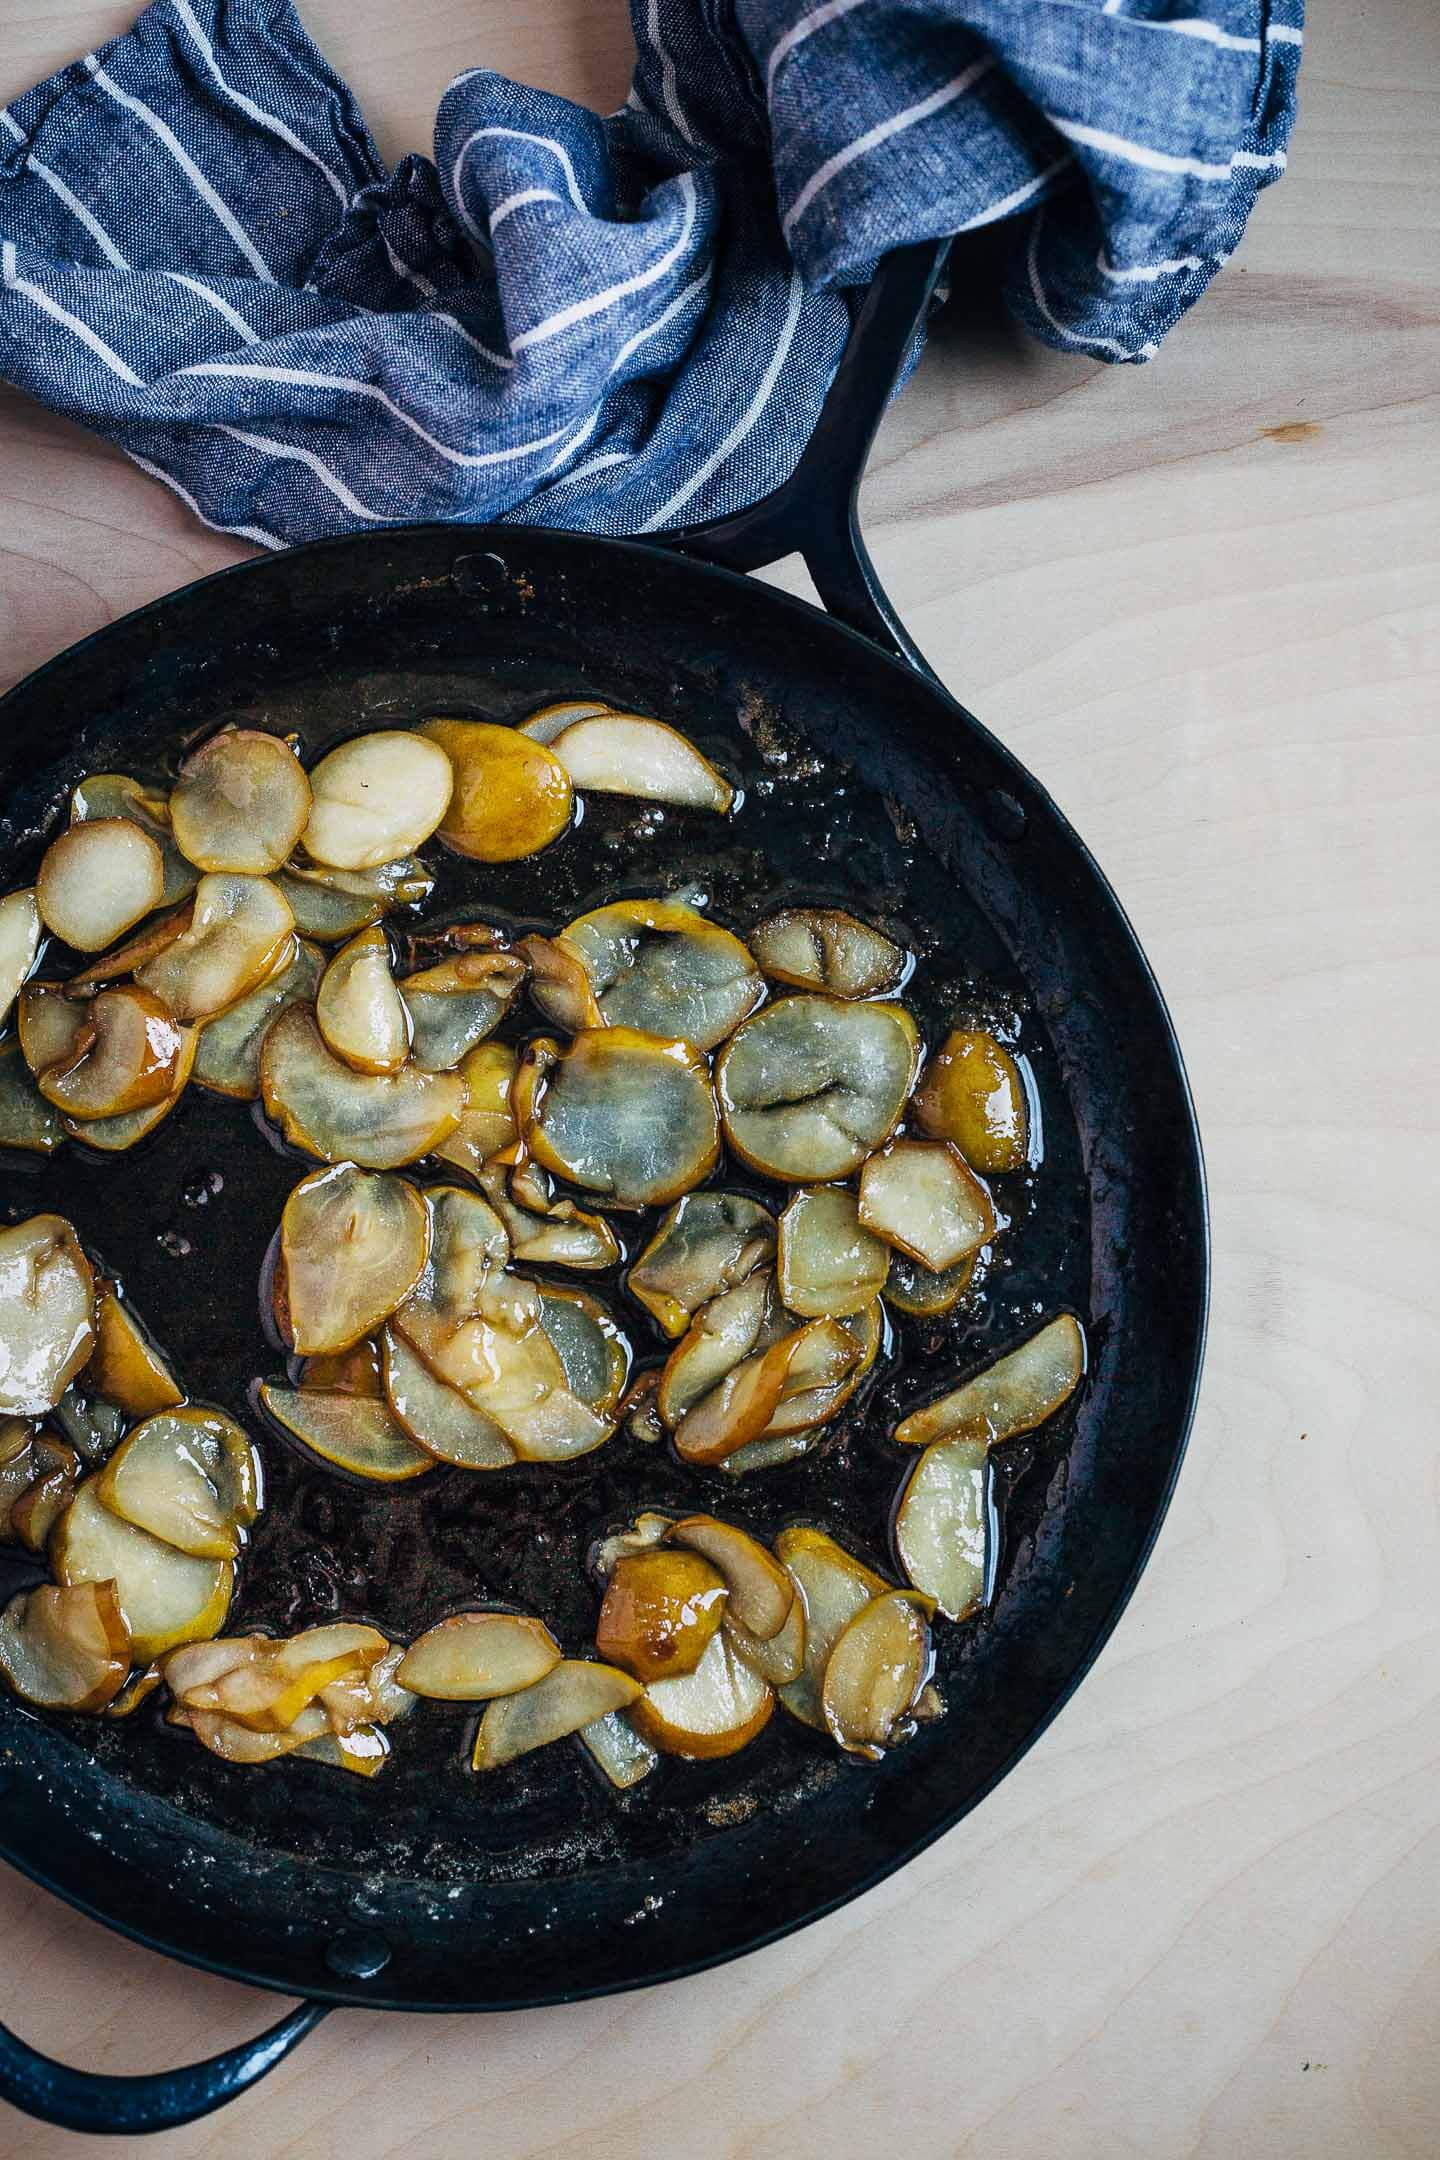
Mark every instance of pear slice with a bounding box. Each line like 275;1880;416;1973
774;1526;890;1730
762;1300;881;1437
83;1284;182;1418
0;1039;65;1155
523;900;762;1051
546;714;734;813
136;873;295;1022
64;908;191;1000
426;1275;613;1463
399;949;526;1071
430;1040;519;1178
96;1410;259;1560
777;1185;890;1318
302;730;454;869
275;854;434;942
38;986;185;1120
882;1249;974;1317
71;772;197;906
717;997;920;1182
596;1548;727;1683
858;1139;996;1273
279;1163;431;1356
170;1699;331;1764
517;698;612;744
471;1659;642;1769
260;1004;465;1167
0;1580;131;1712
169;728;311;876
397;1612;561;1700
665;1514;795;1641
0;888;40;1027
538;1288;631;1414
419;719;573;862
476;1155;621;1271
17;982;90;1079
0;1215;95;1417
36;820;164;952
520;1029;719;1208
627;1191;776;1339
718;1425;825;1478
61;1026;197;1151
821;1589;932;1758
191;938;325;1099
578;1709;658;1789
628;1629;773;1759
259;1384;435;1481
749;907;906;999
389;1185;510;1367
6;1432;83;1554
724;1593;805;1686
165;1624;389;1732
893;1314;1086;1451
656;1268;784;1429
913;1027;1030;1173
52;1479;232;1661
316;926;411;1076
674;1317;859;1468
894;1433;993;1621
381;1327;516;1470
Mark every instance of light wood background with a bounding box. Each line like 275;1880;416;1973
2;0;1437;2153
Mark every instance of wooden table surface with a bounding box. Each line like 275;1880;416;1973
1;0;1437;2153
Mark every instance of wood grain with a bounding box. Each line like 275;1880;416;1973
1;0;1438;2153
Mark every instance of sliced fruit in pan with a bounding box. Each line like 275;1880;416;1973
425;1276;613;1463
773;1526;890;1731
912;1027;1030;1173
6;1433;83;1554
389;1185;510;1366
136;873;295;1022
431;1040;519;1178
65;908;190;999
821;1589;932;1759
656;1267;783;1430
61;1027;197;1152
716;996;919;1182
523;900;762;1051
471;1658;642;1770
777;1185;889;1318
475;1155;622;1272
16;982;89;1079
302;731;453;869
0;888;40;1027
762;1299;882;1438
537;1287;631;1414
52;1478;232;1661
749;907;906;1000
519;1029;719;1208
718;1424;825;1478
0;1215;95;1418
517;697;612;744
858;1138;996;1273
38;986;185;1121
315;926;411;1075
191;938;325;1099
419;719;573;862
36;819;164;952
51;1388;126;1467
397;1612;561;1700
0;1579;131;1711
71;773;198;907
83;1283;182;1419
0;1039;65;1156
299;1336;385;1396
628;1628;773;1759
578;1708;658;1789
165;1624;389;1732
674;1316;860;1468
724;1593;806;1687
545;714;734;813
381;1327;516;1470
626;1191;776;1339
893;1432;992;1622
894;1314;1086;1451
169;728;312;876
0;1418;38;1536
259;1383;435;1482
260;1004;464;1168
596;1548;727;1683
665;1515;795;1643
882;1248;975;1317
275;854;434;942
400;948;526;1070
280;1163;431;1358
96;1410;259;1560
170;1700;331;1764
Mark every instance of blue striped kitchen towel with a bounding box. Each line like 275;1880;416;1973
0;0;1302;549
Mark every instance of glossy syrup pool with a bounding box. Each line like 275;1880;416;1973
0;663;1092;1885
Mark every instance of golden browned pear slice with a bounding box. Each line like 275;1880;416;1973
590;1511;675;1579
774;1526;890;1729
858;1138;996;1272
537;1288;631;1413
761;1299;881;1437
60;1026;197;1151
17;982;89;1078
472;1659;642;1769
913;1027;1030;1173
516;697;612;743
893;1313;1086;1450
279;1163;431;1355
718;1424;825;1478
717;997;919;1182
821;1589;932;1758
0;1580;131;1711
418;718;574;861
165;1624;389;1732
893;1433;992;1621
300;1336;384;1395
520;1029;719;1208
192;938;325;1099
577;1708;658;1788
524;900;763;1051
260;1383;435;1481
629;1629;773;1759
546;714;734;812
295;1724;391;1775
399;949;526;1070
50;1388;125;1467
0;1215;95;1417
38;986;185;1120
724;1593;806;1686
260;1004;465;1167
474;1155;621;1271
675;1317;860;1468
656;1267;784;1429
53;1479;232;1661
6;1433;83;1554
381;1327;515;1469
882;1248;975;1316
318;1640;413;1731
171;1699;331;1764
397;1612;561;1699
0;1039;65;1155
749;907;906;999
36;820;164;952
315;925;411;1075
777;1185;890;1317
83;1284;182;1418
665;1515;795;1641
96;1409;259;1559
596;1548;727;1683
274;853;434;941
136;873;295;1021
169;728;312;875
302;730;453;869
627;1191;776;1338
430;1040;518;1178
389;1185;510;1359
426;1275;613;1463
0;1418;38;1534
0;888;40;1027
71;773;197;906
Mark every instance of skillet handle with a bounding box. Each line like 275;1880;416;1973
0;1999;329;2136
674;237;950;681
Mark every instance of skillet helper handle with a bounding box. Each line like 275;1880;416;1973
0;1999;329;2136
675;237;950;681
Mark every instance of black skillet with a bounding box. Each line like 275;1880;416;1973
0;242;1208;2134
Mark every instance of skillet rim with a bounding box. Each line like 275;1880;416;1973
0;520;1210;2010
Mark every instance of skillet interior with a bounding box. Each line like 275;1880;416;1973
0;526;1206;2009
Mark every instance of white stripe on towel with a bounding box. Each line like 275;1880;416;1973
783;58;995;237
1;238;144;382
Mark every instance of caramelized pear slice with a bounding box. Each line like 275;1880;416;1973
578;1709;658;1789
629;1629;773;1759
0;1215;95;1417
763;1299;882;1438
821;1590;932;1758
858;1139;996;1272
717;997;920;1182
36;820;164;952
259;1384;435;1481
171;1699;330;1764
0;1418;37;1535
17;983;89;1078
38;986;184;1120
96;1410;258;1560
666;1515;794;1641
913;1027;1030;1173
656;1268;783;1429
882;1249;974;1317
750;907;906;999
300;1337;384;1396
547;714;734;813
596;1548;727;1683
192;938;325;1099
0;888;40;1026
524;901;762;1051
427;1276;613;1463
279;1163;430;1356
64;908;190;1000
431;1041;519;1178
472;1659;642;1769
777;1185;890;1318
302;731;453;869
627;1191;776;1338
83;1285;181;1418
71;772;197;906
381;1327;516;1470
894;1433;991;1621
390;1185;510;1366
591;1511;675;1579
774;1526;890;1730
718;1424;825;1478
315;925;411;1075
61;1026;197;1151
260;1005;464;1168
295;1724;391;1775
136;873;295;1021
476;1155;621;1271
165;1624;389;1731
52;1388;126;1467
894;1314;1086;1450
0;1580;130;1711
275;854;434;942
675;1317;860;1468
419;719;573;862
397;1612;561;1700
725;1593;806;1687
170;729;312;875
53;1479;232;1661
522;1029;719;1208
0;1039;65;1155
400;950;526;1070
539;1288;631;1413
7;1432;83;1554
517;697;612;744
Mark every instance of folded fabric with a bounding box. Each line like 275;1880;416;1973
0;0;1302;549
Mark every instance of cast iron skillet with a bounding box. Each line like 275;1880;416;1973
0;244;1207;2135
